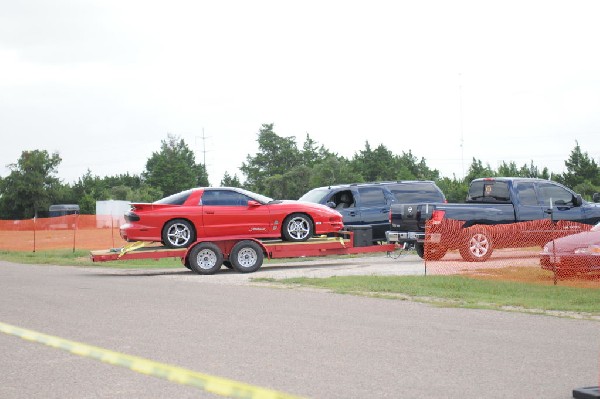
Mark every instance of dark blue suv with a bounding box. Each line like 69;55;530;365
298;181;446;242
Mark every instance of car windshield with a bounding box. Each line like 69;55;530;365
154;190;193;205
298;188;329;203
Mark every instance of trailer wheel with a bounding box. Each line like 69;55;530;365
187;242;223;275
459;228;493;262
415;243;447;261
230;240;264;273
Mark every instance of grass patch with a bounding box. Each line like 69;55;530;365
0;249;183;269
254;274;600;314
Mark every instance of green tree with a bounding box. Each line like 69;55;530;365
240;124;302;194
309;155;363;187
351;142;399;181
70;170;109;214
143;134;209;196
464;158;495;183
0;150;62;219
220;172;242;188
559;142;600;188
435;175;468;203
397;150;440;180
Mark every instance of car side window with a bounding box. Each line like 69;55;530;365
201;190;250;206
358;187;387;206
537;183;573;207
515;182;538;206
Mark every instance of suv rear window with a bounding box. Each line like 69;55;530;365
388;183;445;203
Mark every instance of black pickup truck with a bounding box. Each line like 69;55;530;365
386;177;600;261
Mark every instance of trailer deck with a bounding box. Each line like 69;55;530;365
90;232;399;275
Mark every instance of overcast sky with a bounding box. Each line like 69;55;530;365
2;0;599;187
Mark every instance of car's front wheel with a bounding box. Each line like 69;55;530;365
282;213;313;242
162;219;196;248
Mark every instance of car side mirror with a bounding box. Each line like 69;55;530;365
326;201;336;209
573;194;583;207
593;193;600;203
248;200;261;207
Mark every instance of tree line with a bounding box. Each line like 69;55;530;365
1;124;598;219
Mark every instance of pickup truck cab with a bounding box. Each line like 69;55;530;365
299;181;446;242
386;177;600;261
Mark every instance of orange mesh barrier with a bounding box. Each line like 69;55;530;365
0;215;128;251
423;219;600;287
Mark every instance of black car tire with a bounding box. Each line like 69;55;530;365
162;219;196;248
187;242;223;275
282;213;313;242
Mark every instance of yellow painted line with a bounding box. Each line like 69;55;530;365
0;321;307;399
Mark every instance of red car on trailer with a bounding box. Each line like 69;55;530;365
120;187;344;248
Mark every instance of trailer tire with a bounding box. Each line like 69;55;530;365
230;240;264;273
187;242;223;275
459;228;493;262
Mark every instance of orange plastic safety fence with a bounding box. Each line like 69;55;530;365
0;215;128;251
422;219;600;288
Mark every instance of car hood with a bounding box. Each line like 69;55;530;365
277;200;341;214
547;230;600;251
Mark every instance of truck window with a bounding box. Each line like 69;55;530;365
537;182;573;207
515;182;538;206
468;181;511;203
358;187;387;206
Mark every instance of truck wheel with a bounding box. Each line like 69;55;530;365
187;242;223;275
162;219;196;248
459;229;493;262
282;213;313;242
230;240;264;273
415;243;447;261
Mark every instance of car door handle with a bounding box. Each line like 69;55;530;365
205;211;215;214
347;211;357;217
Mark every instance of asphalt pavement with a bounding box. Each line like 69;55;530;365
0;255;598;399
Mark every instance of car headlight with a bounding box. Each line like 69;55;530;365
574;245;600;255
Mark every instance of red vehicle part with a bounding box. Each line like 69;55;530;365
90;232;398;275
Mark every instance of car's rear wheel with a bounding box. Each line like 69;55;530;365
282;213;313;242
187;242;223;275
162;219;196;248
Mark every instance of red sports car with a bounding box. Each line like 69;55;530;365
120;187;344;248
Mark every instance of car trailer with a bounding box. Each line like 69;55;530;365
90;231;399;275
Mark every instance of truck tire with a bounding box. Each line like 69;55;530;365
415;243;447;261
229;240;264;273
459;228;493;262
187;242;223;275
